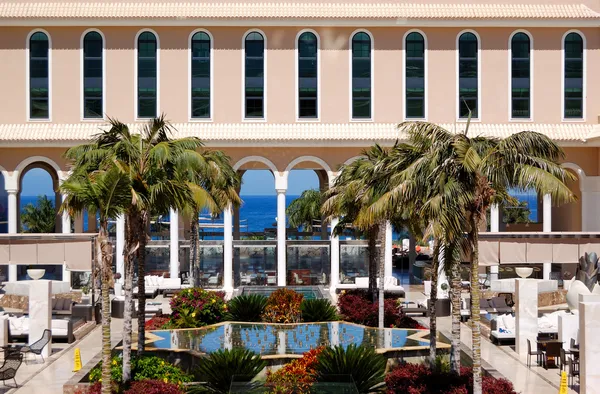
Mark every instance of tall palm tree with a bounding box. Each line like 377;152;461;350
286;189;322;232
60;166;130;394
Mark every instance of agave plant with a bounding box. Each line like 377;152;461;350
315;344;386;393
189;348;266;393
300;299;339;322
576;252;599;292
225;294;268;322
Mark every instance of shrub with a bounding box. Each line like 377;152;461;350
300;299;338;322
123;380;183;394
144;315;170;330
169;287;226;328
315;344;386;393
191;348;266;394
261;288;303;323
337;290;423;328
225;294;268;322
89;355;192;387
265;347;324;393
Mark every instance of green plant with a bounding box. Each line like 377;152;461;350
21;195;56;233
225;294;267;322
82;286;90;295
265;347;324;393
169;288;226;328
261;288;303;323
300;299;338;322
124;380;183;394
89;355;192;387
315;344;386;393
190;348;266;394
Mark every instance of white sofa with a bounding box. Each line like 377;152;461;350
5;315;74;343
129;276;189;296
350;276;405;296
490;311;568;345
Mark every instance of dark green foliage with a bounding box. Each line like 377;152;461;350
225;294;268;322
191;348;266;393
315;344;386;393
21;195;56;233
300;299;339;322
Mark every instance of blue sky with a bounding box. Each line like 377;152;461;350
21;168;320;197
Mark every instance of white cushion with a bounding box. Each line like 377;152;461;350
503;314;516;331
355;277;369;287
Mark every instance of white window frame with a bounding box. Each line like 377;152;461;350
561;29;586;122
508;30;534;122
134;28;160;121
402;29;428;121
80;28;106;121
349;29;374;122
295;29;321;122
188;28;214;122
26;28;52;122
455;29;481;122
241;29;267;122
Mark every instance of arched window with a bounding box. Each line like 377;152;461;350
564;32;583;119
244;31;265;119
137;31;158;118
458;32;478;119
510;32;531;119
191;31;211;119
82;31;103;119
351;32;371;119
29;31;50;119
298;31;318;119
405;32;425;119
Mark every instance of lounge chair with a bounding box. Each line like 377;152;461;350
0;352;22;387
490;296;512;314
527;339;541;367
18;329;51;363
479;298;494;314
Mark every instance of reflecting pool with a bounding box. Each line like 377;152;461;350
147;322;448;356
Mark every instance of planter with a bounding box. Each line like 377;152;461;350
515;267;533;278
27;269;45;280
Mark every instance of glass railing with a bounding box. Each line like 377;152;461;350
179;240;224;288
286;240;330;286
339;241;370;284
146;240;170;276
233;240;277;287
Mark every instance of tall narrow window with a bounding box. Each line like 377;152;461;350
298;32;318;119
458;32;478;118
244;32;265;119
29;31;49;119
564;32;583;119
191;31;211;119
83;31;103;119
137;31;157;118
511;32;530;119
405;32;425;119
351;32;371;119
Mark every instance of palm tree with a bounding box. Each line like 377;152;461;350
60;166;130;394
286;189;322;232
21;195;56;233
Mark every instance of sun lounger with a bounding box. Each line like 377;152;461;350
490;296;513;314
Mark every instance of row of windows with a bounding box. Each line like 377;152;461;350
27;29;586;121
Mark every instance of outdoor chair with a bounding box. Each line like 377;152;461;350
559;348;572;372
293;273;304;285
479;298;494;314
567;358;580;386
570;338;578;350
490;297;512;314
542;341;562;369
207;273;220;287
19;329;51;363
526;339;541;367
0;352;23;388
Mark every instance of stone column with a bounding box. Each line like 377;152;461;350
223;205;233;291
276;189;286;286
558;314;579;351
580;299;600;393
384;221;393;279
169;208;179;279
542;262;552;280
7;190;18;282
29;280;52;358
542;194;552;232
87;210;97;233
116;215;125;281
74;214;84;233
330;218;340;291
515;278;538;356
490;204;500;232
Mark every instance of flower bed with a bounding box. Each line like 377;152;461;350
265;347;324;393
261;288;304;323
144;315;170;330
77;380;184;394
169;288;226;328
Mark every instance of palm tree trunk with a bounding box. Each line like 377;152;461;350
98;222;112;394
470;214;482;394
190;210;200;287
137;210;149;354
448;242;462;373
429;240;439;365
367;225;378;302
122;213;138;383
377;222;386;329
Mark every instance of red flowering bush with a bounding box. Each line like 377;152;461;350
265;347;324;393
385;363;517;394
144;315;170;330
124;380;184;394
169;288;226;328
337;290;425;328
261;288;304;323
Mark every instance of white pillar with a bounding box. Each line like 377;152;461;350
169;208;179;280
384;221;393;279
29;280;52;358
490;204;500;232
330;218;340;291
223;205;233;291
558;313;579;351
515;278;538;357
580;299;600;393
542;262;552;280
276;189;286;286
489;265;499;281
116;215;125;281
543;194;552;232
7;189;18;282
61;194;71;285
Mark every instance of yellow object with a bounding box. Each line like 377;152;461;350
73;348;82;372
559;371;568;394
